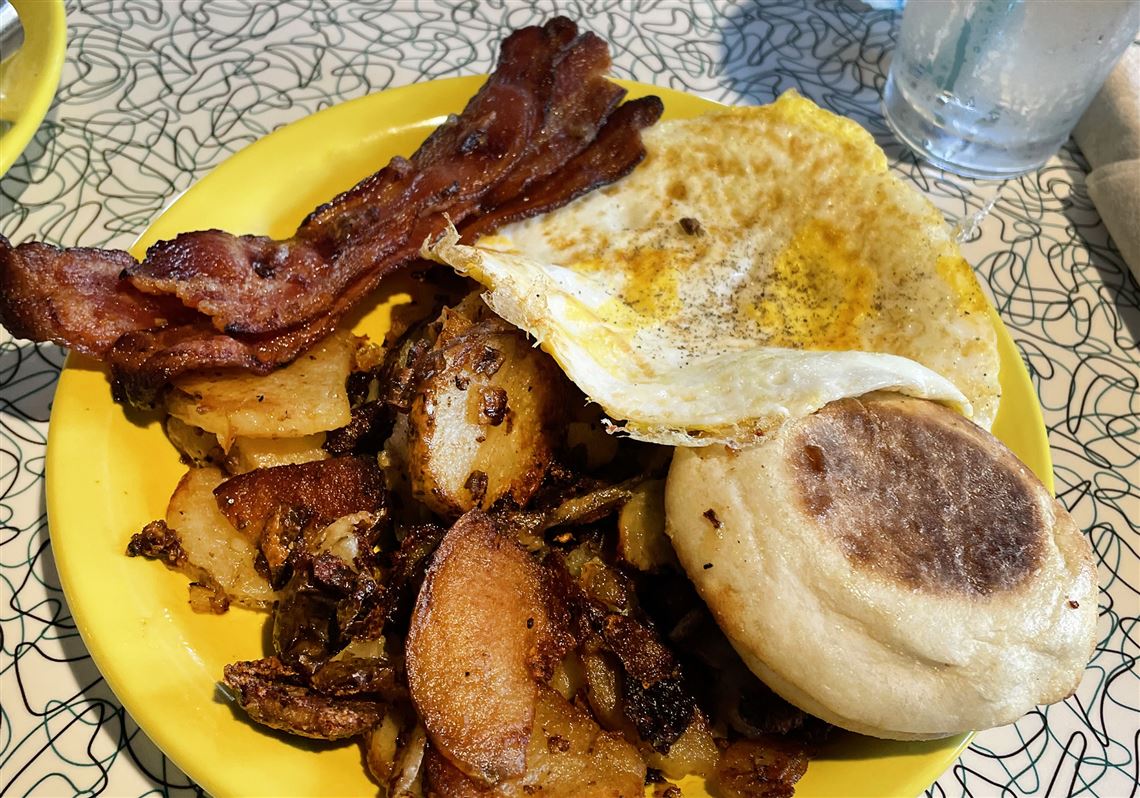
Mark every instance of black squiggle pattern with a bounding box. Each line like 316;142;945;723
0;1;1136;795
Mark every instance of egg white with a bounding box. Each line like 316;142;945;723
425;91;999;446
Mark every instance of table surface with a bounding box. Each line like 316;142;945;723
1;2;1136;796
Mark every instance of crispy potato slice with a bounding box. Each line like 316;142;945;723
165;329;356;447
366;709;428;796
225;433;329;474
397;303;565;517
405;511;566;783
164;466;275;607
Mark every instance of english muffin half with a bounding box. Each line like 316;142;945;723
665;394;1097;740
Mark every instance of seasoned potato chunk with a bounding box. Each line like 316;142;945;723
644;712;719;781
394;300;565;517
521;688;646;796
714;737;810;798
165;330;356;447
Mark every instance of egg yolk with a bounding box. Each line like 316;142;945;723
746;220;875;350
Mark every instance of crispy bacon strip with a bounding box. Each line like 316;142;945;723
104;108;661;406
0;239;192;357
476;30;626;209
459;95;664;241
126;21;564;335
0;17;662;407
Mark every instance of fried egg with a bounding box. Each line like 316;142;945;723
426;91;1000;446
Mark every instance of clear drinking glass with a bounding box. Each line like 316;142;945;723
882;0;1139;179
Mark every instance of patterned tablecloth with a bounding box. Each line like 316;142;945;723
1;2;1136;796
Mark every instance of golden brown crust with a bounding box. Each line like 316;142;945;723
788;397;1045;595
405;511;553;781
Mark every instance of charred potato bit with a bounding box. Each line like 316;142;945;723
273;511;388;672
215;456;386;540
382;522;448;634
309;654;403;699
603;612;681;685
272;578;339;672
622;674;695;754
323;400;392;456
127;519;187;567
714;737;811;798
222;656;384;740
213;456;386;587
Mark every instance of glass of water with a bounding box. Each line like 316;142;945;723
882;0;1139;179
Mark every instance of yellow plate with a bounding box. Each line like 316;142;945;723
47;76;1049;798
0;0;66;174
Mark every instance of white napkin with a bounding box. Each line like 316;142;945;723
1073;44;1140;281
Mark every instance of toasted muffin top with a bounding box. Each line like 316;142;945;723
787;397;1044;596
665;395;1097;740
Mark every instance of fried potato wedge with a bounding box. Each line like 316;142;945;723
405;511;568;783
165;329;356;448
616;478;678;572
